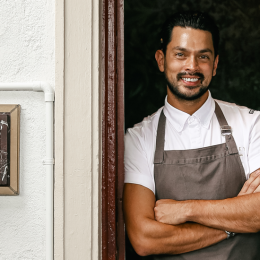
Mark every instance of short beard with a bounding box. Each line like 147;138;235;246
165;72;211;101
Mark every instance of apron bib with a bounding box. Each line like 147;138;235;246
152;101;260;260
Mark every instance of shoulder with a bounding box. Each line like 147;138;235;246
214;99;260;132
124;108;162;194
125;107;163;145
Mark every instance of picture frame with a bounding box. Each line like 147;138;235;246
0;105;20;195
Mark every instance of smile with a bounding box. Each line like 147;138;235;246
182;78;199;82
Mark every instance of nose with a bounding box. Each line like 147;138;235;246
184;56;199;72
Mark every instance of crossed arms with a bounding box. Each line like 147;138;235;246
123;169;260;256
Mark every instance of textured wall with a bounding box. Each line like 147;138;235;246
0;1;55;259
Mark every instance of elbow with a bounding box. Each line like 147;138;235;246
128;230;155;257
134;247;149;257
130;234;153;256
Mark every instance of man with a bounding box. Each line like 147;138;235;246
123;11;260;259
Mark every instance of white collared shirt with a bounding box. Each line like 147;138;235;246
124;91;260;194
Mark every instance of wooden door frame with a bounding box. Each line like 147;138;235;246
102;0;125;259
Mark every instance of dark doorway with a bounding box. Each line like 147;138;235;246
125;0;260;130
124;0;260;259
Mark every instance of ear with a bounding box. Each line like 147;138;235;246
155;50;165;72
213;55;219;76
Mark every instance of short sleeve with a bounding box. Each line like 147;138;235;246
124;128;155;194
248;113;260;173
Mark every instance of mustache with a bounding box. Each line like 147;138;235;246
177;72;205;81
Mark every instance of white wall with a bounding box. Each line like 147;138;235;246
0;1;55;259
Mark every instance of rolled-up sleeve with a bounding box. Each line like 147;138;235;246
248;114;260;173
124;128;155;194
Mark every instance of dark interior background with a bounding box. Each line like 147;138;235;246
125;0;260;130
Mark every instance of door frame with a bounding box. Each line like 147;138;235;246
102;0;125;259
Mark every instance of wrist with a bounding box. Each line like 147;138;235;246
184;200;197;222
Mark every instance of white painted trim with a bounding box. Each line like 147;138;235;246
55;0;65;259
61;0;101;259
91;0;101;258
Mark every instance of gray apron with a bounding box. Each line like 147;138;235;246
152;101;260;259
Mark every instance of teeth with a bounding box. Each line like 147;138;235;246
183;78;199;82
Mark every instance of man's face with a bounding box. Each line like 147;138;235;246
156;26;219;101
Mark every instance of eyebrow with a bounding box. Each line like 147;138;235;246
173;46;213;54
198;48;213;54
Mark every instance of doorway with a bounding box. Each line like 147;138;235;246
123;0;260;259
102;0;260;259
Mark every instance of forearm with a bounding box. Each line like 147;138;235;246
126;218;226;256
187;193;260;233
124;183;226;256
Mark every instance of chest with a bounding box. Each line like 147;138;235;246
154;107;247;200
164;116;224;149
160;116;248;177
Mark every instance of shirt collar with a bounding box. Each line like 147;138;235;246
163;91;215;132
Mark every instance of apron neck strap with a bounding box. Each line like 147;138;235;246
215;101;229;130
154;110;166;164
214;101;238;155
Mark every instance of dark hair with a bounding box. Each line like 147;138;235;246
160;11;219;58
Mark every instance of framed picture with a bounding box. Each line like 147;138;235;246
0;105;20;195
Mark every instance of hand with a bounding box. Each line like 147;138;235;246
238;169;260;196
154;199;189;225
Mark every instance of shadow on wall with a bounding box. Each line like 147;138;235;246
125;0;260;130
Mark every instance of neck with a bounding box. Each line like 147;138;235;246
167;88;209;115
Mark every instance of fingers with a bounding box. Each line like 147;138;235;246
253;185;260;194
238;169;260;196
154;203;166;222
245;174;260;194
154;200;174;222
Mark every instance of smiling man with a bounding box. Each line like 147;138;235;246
123;12;260;259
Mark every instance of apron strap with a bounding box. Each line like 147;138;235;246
154;110;166;164
214;101;238;155
214;100;229;126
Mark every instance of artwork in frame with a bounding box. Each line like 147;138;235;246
0;105;20;195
